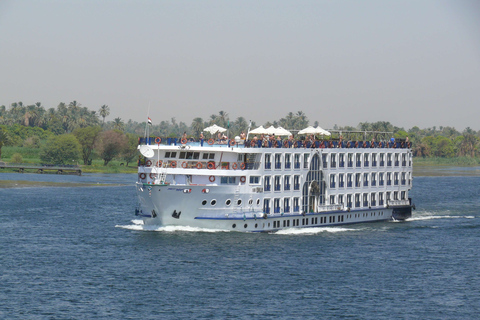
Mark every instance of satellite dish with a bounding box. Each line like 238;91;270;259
139;145;154;158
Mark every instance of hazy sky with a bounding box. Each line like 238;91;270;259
1;0;479;130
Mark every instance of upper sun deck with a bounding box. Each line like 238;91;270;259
138;136;412;151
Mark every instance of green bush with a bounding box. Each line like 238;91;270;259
10;152;23;163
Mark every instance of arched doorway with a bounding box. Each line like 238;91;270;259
308;181;320;213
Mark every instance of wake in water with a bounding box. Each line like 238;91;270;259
115;221;230;233
406;211;475;222
274;226;360;235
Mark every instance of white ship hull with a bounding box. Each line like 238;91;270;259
134;136;413;232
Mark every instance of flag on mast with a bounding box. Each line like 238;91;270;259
147;117;152;125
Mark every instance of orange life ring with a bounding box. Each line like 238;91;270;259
156;160;162;167
155;137;162;144
139;173;146;179
240;176;246;183
208;139;214;145
182;161;188;168
196;162;202;169
149;173;156;179
170;161;177;168
181;138;187;144
240;162;246;170
207;162;215;170
230;139;236;146
145;160;152;167
232;163;238;170
209;176;215;182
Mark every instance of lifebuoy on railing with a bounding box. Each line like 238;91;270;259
209;176;215;182
240;162;246;170
139;173;146;179
207;162;215;170
240;176;246;183
145;160;152;167
208;139;214;145
230;139;236;146
156;160;162;167
232;163;238;170
181;138;187;144
196;162;202;169
170;161;177;168
149;173;156;179
155;137;162;144
182;161;188;168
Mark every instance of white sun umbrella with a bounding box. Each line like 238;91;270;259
265;126;278;135
249;125;268;134
315;126;331;136
274;127;292;136
298;126;317;135
203;124;227;134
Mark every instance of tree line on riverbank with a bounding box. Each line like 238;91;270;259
1;101;479;165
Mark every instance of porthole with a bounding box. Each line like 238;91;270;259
248;199;253;205
256;199;260;206
211;199;217;206
237;199;242;206
232;224;236;228
255;223;258;228
226;199;231;206
244;224;248;228
201;200;207;206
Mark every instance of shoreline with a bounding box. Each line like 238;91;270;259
0;180;126;189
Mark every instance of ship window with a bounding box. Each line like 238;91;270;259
273;198;281;213
322;154;327;169
249;176;260;184
244;224;247;228
165;151;177;158
285;153;291;169
202;200;207;205
203;153;215;160
238;154;244;161
264;176;271;191
330;154;336;168
221;176;237;184
284;175;291;190
237;199;242;206
274;154;282;169
293;175;300;190
293;197;300;212
179;151;186;159
284;198;290;213
264;153;272;170
303;153;309;168
226;199;231;206
211;199;217;206
338;194;344;205
330;195;335;204
294;154;301;169
248;199;253;205
256;199;260;206
232;224;236;228
274;176;281;191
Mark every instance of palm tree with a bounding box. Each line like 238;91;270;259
217;111;229;128
99;105;110;125
113;117;124;131
191;117;204;138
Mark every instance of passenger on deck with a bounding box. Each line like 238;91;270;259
199;132;204;140
240;131;246;140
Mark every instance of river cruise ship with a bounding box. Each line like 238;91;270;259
135;131;413;232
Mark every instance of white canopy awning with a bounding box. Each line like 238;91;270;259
203;124;227;134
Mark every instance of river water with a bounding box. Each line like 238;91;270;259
0;170;479;319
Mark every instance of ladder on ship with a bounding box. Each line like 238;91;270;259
156;163;168;184
233;186;240;214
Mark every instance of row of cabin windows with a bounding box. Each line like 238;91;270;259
264;152;411;170
329;191;407;207
234;212;385;230
250;175;301;192
164;151;216;160
329;172;411;188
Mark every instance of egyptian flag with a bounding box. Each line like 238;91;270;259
147;117;152;125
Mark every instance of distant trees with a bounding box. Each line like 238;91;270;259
39;134;81;165
99;105;110;125
96;130;128;165
73;126;102;165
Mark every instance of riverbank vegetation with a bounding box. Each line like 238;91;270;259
1;101;479;172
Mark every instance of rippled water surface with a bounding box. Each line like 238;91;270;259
0;172;479;319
